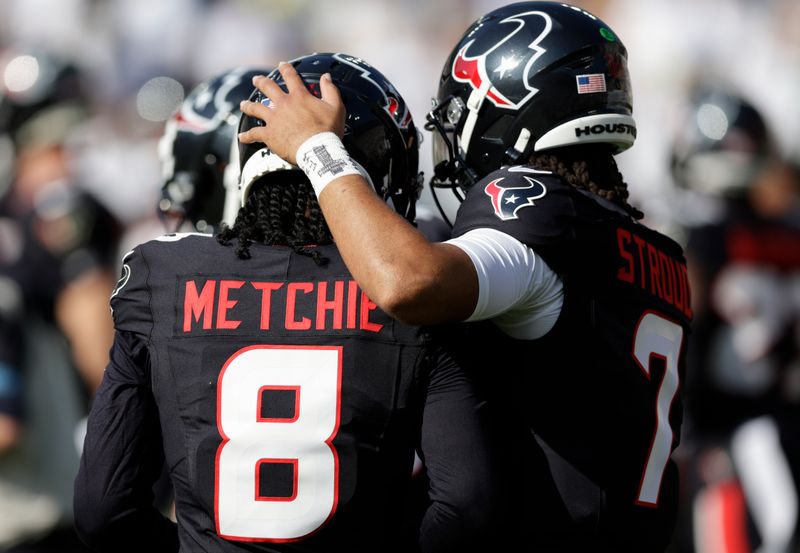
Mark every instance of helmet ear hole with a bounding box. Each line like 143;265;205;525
483;115;514;140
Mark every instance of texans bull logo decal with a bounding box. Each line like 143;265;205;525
485;176;547;220
387;96;412;129
178;67;253;132
109;249;134;314
331;54;412;130
452;10;552;110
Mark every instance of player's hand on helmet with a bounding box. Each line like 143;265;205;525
239;62;346;165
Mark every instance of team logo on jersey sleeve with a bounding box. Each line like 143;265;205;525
326;54;412;131
484;176;546;220
110;250;135;311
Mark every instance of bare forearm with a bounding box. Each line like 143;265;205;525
319;175;477;325
56;268;116;393
237;64;479;323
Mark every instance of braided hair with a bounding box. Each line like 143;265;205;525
217;171;333;264
529;145;644;220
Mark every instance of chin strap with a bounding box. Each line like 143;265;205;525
460;84;491;155
503;128;532;165
221;135;242;226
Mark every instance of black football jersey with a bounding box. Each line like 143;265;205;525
449;166;692;552
75;234;494;553
685;203;800;433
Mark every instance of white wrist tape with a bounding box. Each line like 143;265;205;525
296;132;362;197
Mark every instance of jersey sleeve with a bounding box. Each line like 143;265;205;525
73;329;177;552
446;227;563;339
110;246;153;337
451;167;578;249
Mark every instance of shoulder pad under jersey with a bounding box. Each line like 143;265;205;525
109;244;152;336
452;166;580;247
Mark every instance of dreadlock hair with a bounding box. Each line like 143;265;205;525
529;144;644;220
217;171;333;264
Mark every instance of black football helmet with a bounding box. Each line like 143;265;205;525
0;49;87;144
0;49;88;199
158;66;269;233
426;1;635;208
238;53;422;223
671;87;771;197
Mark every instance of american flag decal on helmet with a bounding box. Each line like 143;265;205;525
576;74;606;94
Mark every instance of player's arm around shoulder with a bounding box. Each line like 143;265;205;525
316;172;479;325
238;63;478;325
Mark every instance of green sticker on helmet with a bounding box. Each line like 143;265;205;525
600;28;616;41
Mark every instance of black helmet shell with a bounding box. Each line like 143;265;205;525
671;87;771;197
238;53;422;223
158;66;269;232
428;1;634;191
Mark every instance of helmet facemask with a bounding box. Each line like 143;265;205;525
425;95;474;226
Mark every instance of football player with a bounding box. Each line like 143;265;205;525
0;48;122;395
0;47;121;548
158;66;271;234
673;88;800;553
74;53;497;553
239;3;693;551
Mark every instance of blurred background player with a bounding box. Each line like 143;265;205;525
157;66;271;235
671;87;800;553
240;3;691;551
0;48;120;552
74;53;496;553
0;48;121;397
